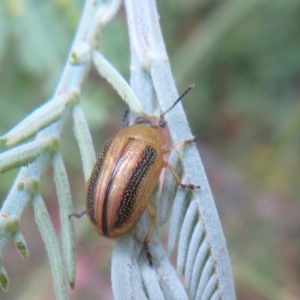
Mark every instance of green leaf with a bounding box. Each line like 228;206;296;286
33;194;68;300
52;152;76;288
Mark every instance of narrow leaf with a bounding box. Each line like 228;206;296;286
93;51;144;114
200;273;219;300
184;222;206;290
140;264;164;300
150;237;189;300
33;194;68;300
14;231;29;260
1;91;78;147
190;240;210;298
52;152;76;288
177;200;199;273
111;237;148;300
0;138;53;173
72;104;96;181
0;215;20;236
95;0;122;26
195;257;215;299
167;190;186;254
156;260;189;300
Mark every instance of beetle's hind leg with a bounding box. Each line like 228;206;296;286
143;202;156;266
69;211;87;220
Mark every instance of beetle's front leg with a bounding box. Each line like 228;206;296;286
171;136;197;151
163;137;197;155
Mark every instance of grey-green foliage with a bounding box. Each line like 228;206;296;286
0;0;235;299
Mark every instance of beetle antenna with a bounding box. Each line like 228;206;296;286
161;84;195;117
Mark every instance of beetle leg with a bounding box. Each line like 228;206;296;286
69;211;87;220
143;203;156;266
166;162;200;190
171;136;197;151
122;107;130;127
144;242;153;266
144;203;156;242
162;137;196;155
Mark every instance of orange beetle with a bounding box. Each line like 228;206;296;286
73;85;198;264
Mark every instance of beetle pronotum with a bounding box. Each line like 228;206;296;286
71;85;199;265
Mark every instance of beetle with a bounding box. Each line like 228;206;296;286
71;85;199;265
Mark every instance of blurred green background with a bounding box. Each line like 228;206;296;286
0;0;300;299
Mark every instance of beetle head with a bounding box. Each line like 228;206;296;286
135;115;166;129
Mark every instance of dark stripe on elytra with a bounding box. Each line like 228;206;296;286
113;146;157;229
86;139;113;226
